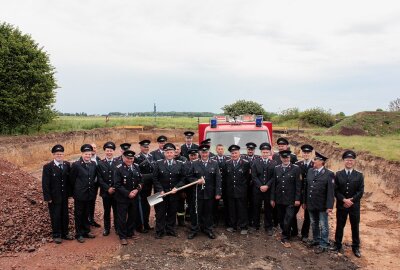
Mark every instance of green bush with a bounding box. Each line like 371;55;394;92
300;108;335;127
279;107;300;121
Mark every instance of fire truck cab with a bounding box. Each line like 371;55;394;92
198;115;273;154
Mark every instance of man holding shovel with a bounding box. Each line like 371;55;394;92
187;144;222;240
152;143;187;239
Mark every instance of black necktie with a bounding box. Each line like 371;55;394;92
233;161;237;167
314;169;318;176
263;159;267;165
347;170;351;178
58;164;63;171
203;162;207;167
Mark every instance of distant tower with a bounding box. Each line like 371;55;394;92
153;102;157;125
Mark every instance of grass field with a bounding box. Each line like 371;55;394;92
311;134;400;161
40;116;211;133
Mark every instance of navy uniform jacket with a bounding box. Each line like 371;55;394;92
223;158;251;199
152;159;186;200
174;155;188;163
96;158;117;198
334;169;364;209
270;164;302;205
187;159;222;200
42;160;71;203
304;167;335;211
295;160;314;202
211;155;230;178
69;158;98;201
180;143;199;159
272;152;298;165
114;162;143;203
251;158;277;190
150;149;165;161
135;152;155;186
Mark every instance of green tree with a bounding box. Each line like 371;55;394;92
0;22;57;134
222;100;272;120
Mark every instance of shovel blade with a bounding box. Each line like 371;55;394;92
147;192;164;206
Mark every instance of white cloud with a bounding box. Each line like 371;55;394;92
1;0;399;113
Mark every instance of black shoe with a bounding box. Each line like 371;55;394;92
307;241;319;248
353;248;361;258
314;247;328;254
90;221;101;228
144;224;153;231
54;237;62;244
62;234;74;240
83;233;96;239
155;232;164;239
207;232;216;239
137;226;148;234
301;236;308;243
330;245;344;253
166;231;177;237
266;229;273;236
103;229;110;236
188;232;196;239
76;236;85;243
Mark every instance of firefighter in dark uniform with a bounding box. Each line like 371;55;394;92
187;144;222;239
174;144;189;227
331;150;364;258
180;131;199;159
242;142;259;228
115;143;131;162
251;142;277;235
42;144;73;244
69;144;98;243
96;141;118;236
303;152;335;254
272;137;297;227
153;143;187;238
151;135;167;161
200;138;216;158
185;148;199;222
272;138;298;165
88;143;101;228
135;139;155;233
212;144;230;227
224;145;251;235
295;144;314;242
270;150;301;247
114;150;143;245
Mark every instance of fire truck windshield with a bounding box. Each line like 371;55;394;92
205;130;270;154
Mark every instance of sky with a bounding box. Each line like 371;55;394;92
1;0;400;115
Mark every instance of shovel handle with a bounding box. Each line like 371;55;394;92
162;177;204;197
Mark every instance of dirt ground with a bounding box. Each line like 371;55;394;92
0;130;399;269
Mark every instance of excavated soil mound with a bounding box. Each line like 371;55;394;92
0;159;53;254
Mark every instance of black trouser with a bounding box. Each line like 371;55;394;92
221;182;230;227
141;186;152;228
277;204;296;240
190;198;214;233
273;206;279;227
252;189;273;230
102;196;117;231
117;199;137;239
335;206;361;249
74;200;91;238
48;199;69;238
247;182;254;227
186;188;194;221
88;187;99;223
301;207;311;238
290;206;300;236
227;196;248;229
154;196;178;234
177;191;186;223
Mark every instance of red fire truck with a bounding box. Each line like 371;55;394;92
198;115;273;154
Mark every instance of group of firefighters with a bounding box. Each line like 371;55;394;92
42;131;364;258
